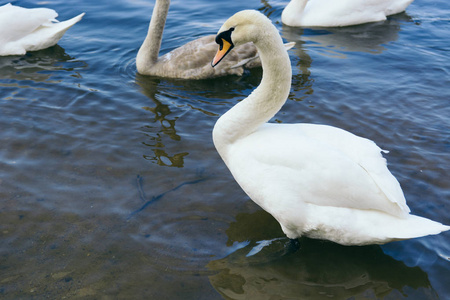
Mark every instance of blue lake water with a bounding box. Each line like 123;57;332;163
0;0;449;298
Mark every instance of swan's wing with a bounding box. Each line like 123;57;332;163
21;12;85;53
0;4;84;55
0;4;58;44
229;123;410;218
298;123;410;214
283;42;296;51
231;40;259;68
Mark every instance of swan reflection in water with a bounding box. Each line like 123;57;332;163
0;45;87;86
134;65;270;168
135;74;189;168
282;12;412;57
207;210;437;300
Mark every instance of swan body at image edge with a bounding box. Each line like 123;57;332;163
281;0;415;27
0;3;85;56
211;10;449;246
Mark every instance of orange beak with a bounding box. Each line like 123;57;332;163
212;38;233;67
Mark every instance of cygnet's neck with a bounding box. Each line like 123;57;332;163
136;0;170;74
213;24;292;155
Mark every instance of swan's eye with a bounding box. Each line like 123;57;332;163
215;27;235;50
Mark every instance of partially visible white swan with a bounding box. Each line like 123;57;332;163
0;3;85;56
281;0;414;27
137;0;284;79
212;10;449;245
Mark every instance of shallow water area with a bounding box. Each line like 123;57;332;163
0;0;449;299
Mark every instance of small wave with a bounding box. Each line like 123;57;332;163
113;48;139;84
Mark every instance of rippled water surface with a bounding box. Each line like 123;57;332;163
1;0;449;299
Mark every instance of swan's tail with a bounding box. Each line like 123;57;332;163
386;214;450;241
361;213;450;245
304;205;449;245
45;12;85;37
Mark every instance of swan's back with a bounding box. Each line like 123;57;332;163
0;3;84;56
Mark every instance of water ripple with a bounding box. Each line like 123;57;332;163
130;208;232;274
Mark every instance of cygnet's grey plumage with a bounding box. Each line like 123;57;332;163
136;0;261;79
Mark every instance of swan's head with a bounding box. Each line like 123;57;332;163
212;10;271;67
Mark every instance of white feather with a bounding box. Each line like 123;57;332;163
0;3;84;56
282;0;414;27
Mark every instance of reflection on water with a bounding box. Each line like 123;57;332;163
283;39;314;99
134;69;263;168
0;46;68;80
0;46;89;102
282;13;412;57
208;211;437;300
138;77;188;167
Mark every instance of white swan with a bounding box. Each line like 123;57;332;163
211;10;449;245
0;3;85;56
137;0;265;79
281;0;414;27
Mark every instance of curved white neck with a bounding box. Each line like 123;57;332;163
282;0;308;22
286;0;308;14
136;0;170;73
213;26;292;157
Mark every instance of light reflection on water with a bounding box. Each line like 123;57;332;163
0;0;449;299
